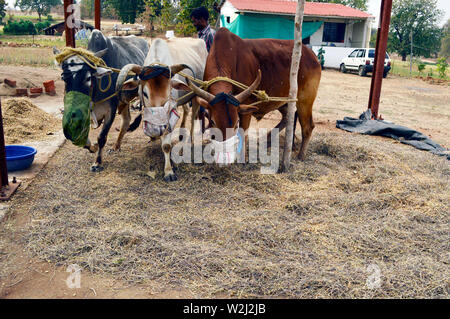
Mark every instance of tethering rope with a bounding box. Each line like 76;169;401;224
55;47;297;107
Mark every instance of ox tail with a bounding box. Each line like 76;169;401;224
128;114;142;132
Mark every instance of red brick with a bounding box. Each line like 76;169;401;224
4;78;17;88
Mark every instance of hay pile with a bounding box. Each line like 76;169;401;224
2;119;449;298
2;98;60;144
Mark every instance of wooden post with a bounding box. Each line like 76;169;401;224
0;97;22;201
368;0;393;119
95;0;101;30
281;0;305;172
64;0;76;48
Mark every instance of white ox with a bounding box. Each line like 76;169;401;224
116;38;208;182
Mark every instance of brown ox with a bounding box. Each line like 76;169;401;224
184;28;322;160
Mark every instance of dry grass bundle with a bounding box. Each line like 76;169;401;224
2;98;60;144
2;121;449;298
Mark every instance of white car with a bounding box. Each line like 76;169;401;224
340;48;392;78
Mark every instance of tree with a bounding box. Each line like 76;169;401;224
306;0;368;11
15;0;62;21
440;20;450;59
389;0;444;61
105;0;146;24
176;0;219;35
0;0;7;25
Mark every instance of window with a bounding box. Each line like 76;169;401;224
369;50;390;59
322;22;346;43
303;36;310;45
226;16;231;24
357;49;365;58
349;50;358;58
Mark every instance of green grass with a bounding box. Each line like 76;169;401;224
5;15;63;24
0;35;88;49
390;59;449;81
0;35;66;48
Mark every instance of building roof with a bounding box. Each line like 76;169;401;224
227;0;373;19
43;20;94;32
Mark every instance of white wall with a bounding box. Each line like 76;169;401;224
312;46;356;69
221;1;239;26
220;1;372;47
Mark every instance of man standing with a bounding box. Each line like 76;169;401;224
191;6;216;53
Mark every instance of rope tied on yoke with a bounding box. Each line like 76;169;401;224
55;47;297;107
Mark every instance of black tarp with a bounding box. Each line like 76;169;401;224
336;110;449;160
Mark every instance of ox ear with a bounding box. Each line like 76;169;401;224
122;78;139;91
237;104;259;115
195;97;211;110
170;79;190;91
93;67;113;79
94;48;108;58
119;79;140;103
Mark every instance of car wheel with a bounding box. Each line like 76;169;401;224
340;64;347;73
359;66;366;77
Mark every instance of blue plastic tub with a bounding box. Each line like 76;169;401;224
5;145;37;172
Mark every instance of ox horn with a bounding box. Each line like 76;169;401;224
116;64;143;92
170;64;195;77
234;69;262;103
186;78;215;103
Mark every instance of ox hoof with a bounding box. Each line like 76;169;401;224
90;165;104;173
164;173;178;182
107;148;119;155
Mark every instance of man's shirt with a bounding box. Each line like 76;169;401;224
198;24;216;52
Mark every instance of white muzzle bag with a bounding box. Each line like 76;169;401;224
143;100;180;138
210;130;244;165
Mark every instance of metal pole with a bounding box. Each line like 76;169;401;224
0;98;9;188
64;0;75;48
0;98;21;201
410;31;413;76
95;0;101;30
368;0;392;120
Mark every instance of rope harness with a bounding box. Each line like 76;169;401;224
56;47;297;113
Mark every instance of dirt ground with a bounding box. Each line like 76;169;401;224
0;66;448;299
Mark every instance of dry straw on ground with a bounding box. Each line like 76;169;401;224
2;98;60;144
1;118;449;298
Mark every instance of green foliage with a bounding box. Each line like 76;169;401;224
439;20;450;58
388;0;444;61
436;57;448;79
417;62;425;74
105;0;146;24
306;0;368;11
318;47;325;69
35;19;51;32
81;0;117;20
15;0;62;21
0;0;7;25
176;0;219;36
3;19;37;35
369;30;377;48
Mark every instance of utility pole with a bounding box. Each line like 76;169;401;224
367;0;393;120
95;0;101;30
410;30;413;76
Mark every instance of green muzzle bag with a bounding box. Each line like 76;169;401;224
63;91;91;147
